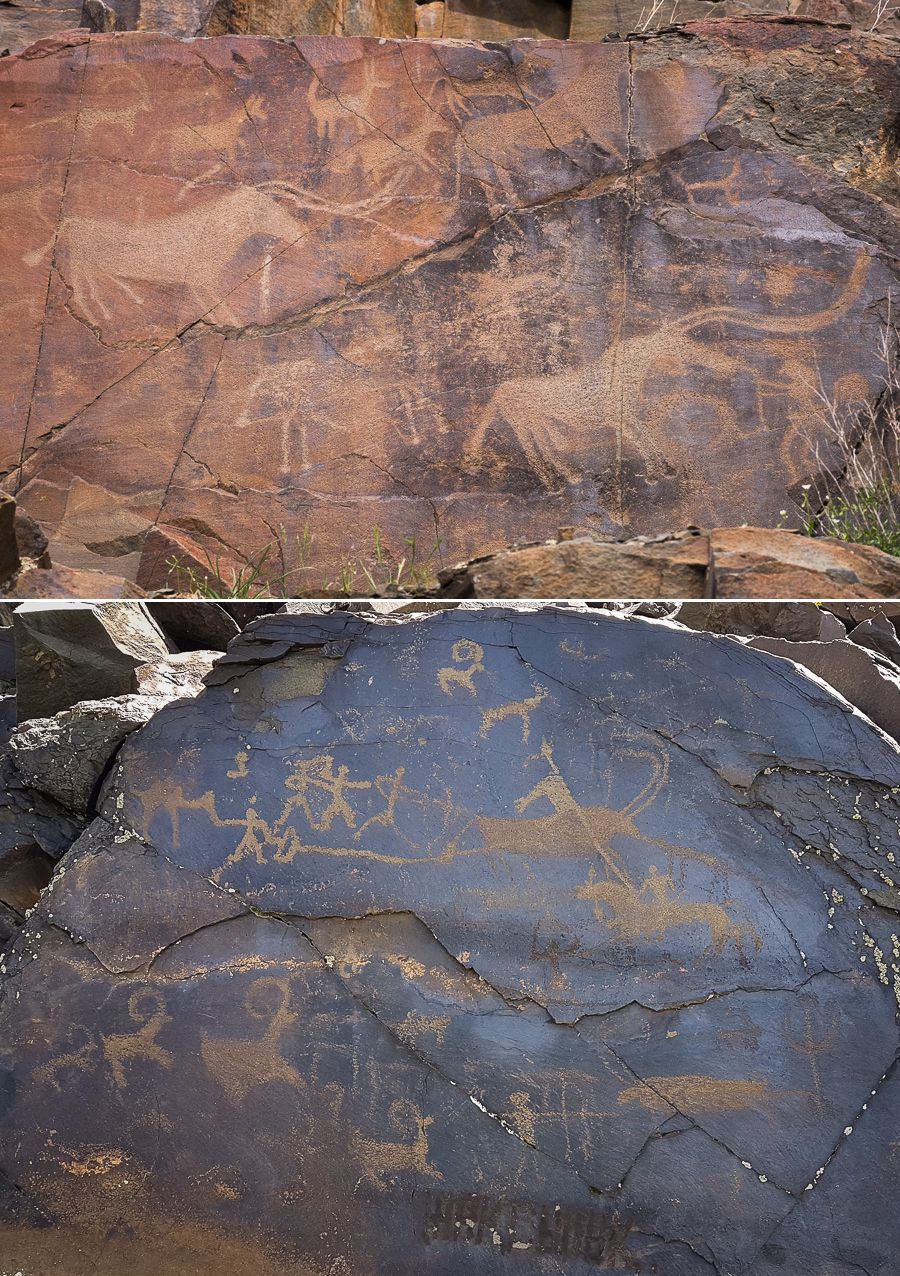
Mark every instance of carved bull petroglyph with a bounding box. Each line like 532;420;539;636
466;253;872;496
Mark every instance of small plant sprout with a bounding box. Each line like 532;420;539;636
167;523;443;599
791;303;900;556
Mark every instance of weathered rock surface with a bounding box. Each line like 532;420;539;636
676;601;846;641
570;0;900;40
0;619;221;958
3;23;899;590
146;600;240;651
13;601;171;720
9;697;159;815
0;840;55;913
5;0;897;56
9;651;218;813
0;628;15;684
846;613;900;664
748;634;900;745
708;528;900;599
1;608;898;1274
441;527;900;598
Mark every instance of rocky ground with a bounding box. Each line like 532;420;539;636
6;492;900;599
0;600;899;1274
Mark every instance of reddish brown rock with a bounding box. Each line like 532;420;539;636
11;564;147;599
415;0;444;35
442;0;569;39
569;0;900;40
709;527;900;599
0;495;19;588
207;0;417;37
0;0;84;55
2;24;899;591
462;531;710;598
440;527;900;599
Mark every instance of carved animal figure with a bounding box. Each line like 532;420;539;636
201;977;305;1104
468;254;871;495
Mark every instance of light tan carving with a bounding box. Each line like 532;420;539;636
437;639;485;697
201;977;305;1104
353;1100;442;1187
101;989;173;1089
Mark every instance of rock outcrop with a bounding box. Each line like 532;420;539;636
13;600;172;720
4;0;898;55
1;607;899;1275
0;601;238;953
3;21;899;590
439;527;900;598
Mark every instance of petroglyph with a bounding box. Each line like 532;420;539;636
200;977;305;1104
617;1074;772;1114
437;640;485;698
5;610;900;1273
576;864;758;958
784;1007;840;1119
471;252;874;496
479;687;548;743
353;1101;442;1188
101;989;173;1089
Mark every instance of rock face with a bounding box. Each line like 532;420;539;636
1;608;898;1275
441;527;900;599
13;601;171;720
748;635;900;746
676;601;846;642
4;0;897;54
8;651;219;813
569;0;900;40
2;22;899;590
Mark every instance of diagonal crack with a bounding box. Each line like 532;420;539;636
745;1050;900;1272
14;35;90;495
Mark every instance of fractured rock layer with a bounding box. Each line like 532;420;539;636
1;608;898;1274
2;22;899;589
438;527;900;599
4;0;898;55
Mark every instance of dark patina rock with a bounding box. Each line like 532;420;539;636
13;602;171;721
0;609;898;1275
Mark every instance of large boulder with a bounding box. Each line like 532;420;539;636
146;601;240;652
451;532;711;599
845;614;900;664
441;528;900;600
1;609;898;1275
676;601;846;642
2;23;898;589
13;602;171;721
747;635;900;745
8;650;218;815
0;645;219;957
